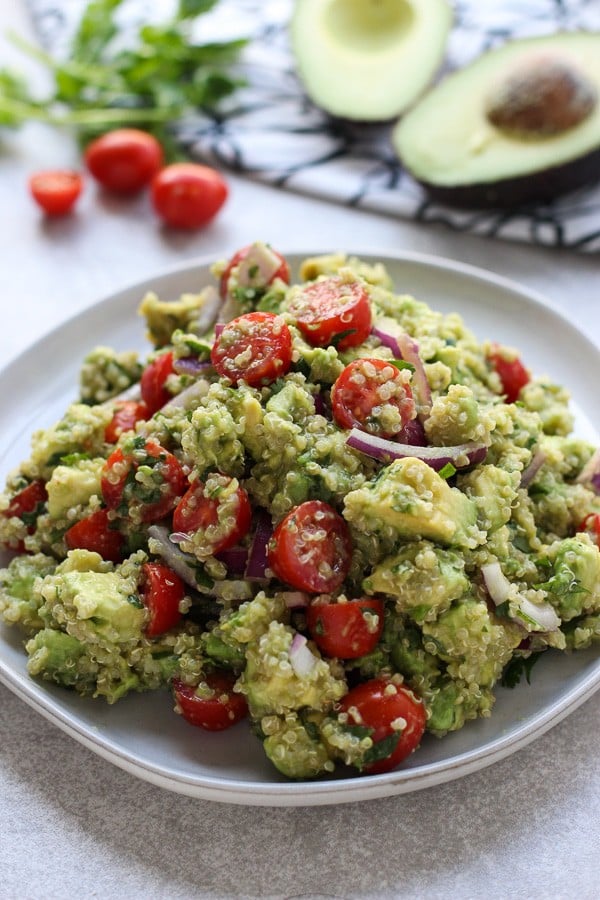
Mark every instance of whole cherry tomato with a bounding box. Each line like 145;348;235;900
28;170;83;216
151;163;228;229
84;128;163;194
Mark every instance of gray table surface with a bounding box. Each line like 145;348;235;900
1;2;599;897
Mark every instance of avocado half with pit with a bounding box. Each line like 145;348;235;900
393;32;600;207
291;0;452;122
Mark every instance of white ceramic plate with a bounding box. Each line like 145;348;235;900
1;250;599;807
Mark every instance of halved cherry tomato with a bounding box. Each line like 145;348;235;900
2;480;48;551
306;597;384;659
172;476;252;556
211;311;293;386
84;128;163;194
338;679;426;774
104;400;149;443
219;244;290;300
577;512;600;548
140;352;175;415
331;358;416;438
64;508;124;563
28;170;83;216
101;439;187;523
487;344;530;403
173;672;247;731
287;276;372;350
140;561;184;637
151;163;228;229
268;500;352;593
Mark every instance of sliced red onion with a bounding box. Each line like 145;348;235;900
520;449;546;488
313;392;328;417
215;545;249;575
193;286;221;335
371;325;432;420
515;597;560;633
282;591;311;609
173;356;214;377
101;382;142;406
396;332;432;419
371;325;402;357
482;561;560;632
214;322;225;337
346;428;486;470
147;525;203;591
397;417;427;447
481;562;511;605
575;448;600;492
245;510;273;581
161;378;210;413
289;632;317;677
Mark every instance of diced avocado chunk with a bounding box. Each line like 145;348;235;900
425;384;484;446
364;540;469;623
458;464;519;533
26;628;86;686
262;712;334;779
25;404;112;480
540;535;600;621
0;553;57;633
46;457;104;519
139;287;219;346
344;457;483;549
38;550;145;644
238;622;346;718
79;346;142;404
422;598;522;687
390;623;441;684
424;677;495;736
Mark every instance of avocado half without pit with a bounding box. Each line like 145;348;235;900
393;32;600;207
291;0;452;122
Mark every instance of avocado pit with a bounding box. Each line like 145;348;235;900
486;54;597;139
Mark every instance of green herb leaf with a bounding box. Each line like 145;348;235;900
362;732;400;767
438;462;457;480
390;359;415;372
177;0;220;20
500;653;542;689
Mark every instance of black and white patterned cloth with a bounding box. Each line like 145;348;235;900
27;0;600;251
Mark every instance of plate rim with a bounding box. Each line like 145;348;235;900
1;247;599;806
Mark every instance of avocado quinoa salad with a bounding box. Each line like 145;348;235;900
1;242;600;781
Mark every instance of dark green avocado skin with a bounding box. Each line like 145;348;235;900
412;145;600;209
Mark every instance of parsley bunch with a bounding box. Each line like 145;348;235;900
0;0;246;155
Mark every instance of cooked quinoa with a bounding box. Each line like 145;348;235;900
1;241;600;780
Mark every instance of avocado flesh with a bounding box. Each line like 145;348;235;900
393;32;600;207
291;0;452;122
